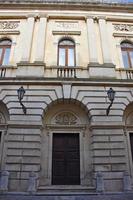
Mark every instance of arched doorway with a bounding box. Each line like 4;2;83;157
0;101;9;170
40;100;92;187
123;102;133;178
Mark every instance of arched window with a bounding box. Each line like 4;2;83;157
121;41;133;68
58;39;75;67
0;39;12;66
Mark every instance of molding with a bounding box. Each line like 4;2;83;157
113;33;133;38
0;31;20;35
17;62;46;67
52;31;81;35
7;120;43;129
88;63;115;68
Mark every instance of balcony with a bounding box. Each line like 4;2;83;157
0;65;17;78
57;67;76;78
44;66;89;79
116;68;133;80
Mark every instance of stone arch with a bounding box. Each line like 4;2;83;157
40;99;92;186
43;99;90;125
123;102;133;125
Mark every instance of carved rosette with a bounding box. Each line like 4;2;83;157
114;24;133;32
54;112;78;125
0;21;19;29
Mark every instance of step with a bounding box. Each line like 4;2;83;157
37;185;95;194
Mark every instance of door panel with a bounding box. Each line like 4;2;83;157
52;133;80;185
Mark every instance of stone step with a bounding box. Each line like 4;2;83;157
37;185;96;194
0;193;133;200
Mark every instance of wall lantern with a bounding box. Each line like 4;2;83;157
17;86;26;114
106;88;115;116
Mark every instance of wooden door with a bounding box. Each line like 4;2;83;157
52;133;80;185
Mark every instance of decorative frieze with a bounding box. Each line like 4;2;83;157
114;24;133;32
53;20;80;35
0;21;19;30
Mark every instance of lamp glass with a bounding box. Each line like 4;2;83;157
17;86;25;101
107;88;115;102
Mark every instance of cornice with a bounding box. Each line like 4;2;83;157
0;77;133;87
0;1;132;14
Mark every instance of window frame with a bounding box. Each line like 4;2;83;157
0;39;12;66
121;42;133;68
58;39;76;67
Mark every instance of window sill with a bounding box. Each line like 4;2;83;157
0;65;17;69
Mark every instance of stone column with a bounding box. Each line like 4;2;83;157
99;17;112;64
21;16;35;62
34;16;47;63
87;16;99;64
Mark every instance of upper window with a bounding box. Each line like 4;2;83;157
58;39;75;67
0;39;12;66
121;41;133;68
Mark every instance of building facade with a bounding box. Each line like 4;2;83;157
0;0;133;194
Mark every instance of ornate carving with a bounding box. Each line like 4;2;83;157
0;21;19;29
114;24;133;32
54;112;78;125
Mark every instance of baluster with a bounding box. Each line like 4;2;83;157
74;68;76;78
57;68;59;77
64;68;66;78
67;68;69;77
71;68;73;77
60;68;62;77
132;71;133;79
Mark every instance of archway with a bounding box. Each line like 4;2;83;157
123;102;133;178
0;101;9;170
39;99;92;187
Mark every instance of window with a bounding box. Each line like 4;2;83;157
121;42;133;68
0;39;12;66
58;39;75;67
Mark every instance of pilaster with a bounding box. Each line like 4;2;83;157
34;16;47;63
21;16;35;62
86;16;99;64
